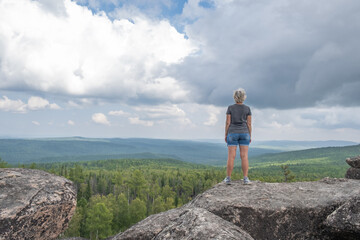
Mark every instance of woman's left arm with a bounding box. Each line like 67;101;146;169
247;115;252;143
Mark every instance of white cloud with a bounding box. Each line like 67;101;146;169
108;110;129;116
92;113;110;125
27;96;60;110
68;120;75;125
67;98;94;108
0;96;27;113
132;104;193;126
243;106;360;141
134;104;186;119
203;105;221;126
0;0;197;103
138;77;189;102
0;95;60;113
252;106;360;140
128;117;154;127
32;121;40;125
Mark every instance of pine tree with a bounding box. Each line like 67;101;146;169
86;203;113;240
128;170;146;200
85;180;92;200
129;198;146;225
281;165;295;182
77;197;88;237
114;193;130;231
63;208;82;237
152;196;165;214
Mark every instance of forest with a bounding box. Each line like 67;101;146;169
44;158;231;239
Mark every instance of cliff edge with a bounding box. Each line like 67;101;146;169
114;178;360;240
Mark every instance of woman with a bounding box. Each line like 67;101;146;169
224;88;252;185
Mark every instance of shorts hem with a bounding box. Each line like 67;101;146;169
227;144;238;147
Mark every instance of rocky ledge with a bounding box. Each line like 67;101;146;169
0;168;77;240
115;178;360;240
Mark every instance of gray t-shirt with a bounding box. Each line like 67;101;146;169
226;104;252;134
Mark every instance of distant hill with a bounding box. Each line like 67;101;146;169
1;137;358;168
197;139;358;151
251;140;358;151
246;144;360;180
0;137;279;165
250;144;360;166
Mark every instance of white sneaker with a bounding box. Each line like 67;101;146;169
243;177;251;184
223;176;231;185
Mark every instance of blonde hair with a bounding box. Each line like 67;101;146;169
233;88;247;103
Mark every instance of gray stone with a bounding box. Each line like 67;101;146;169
113;178;360;240
59;238;89;240
187;178;360;240
323;197;360;240
113;207;253;240
112;207;183;240
346;156;360;168
0;168;77;240
345;167;360;179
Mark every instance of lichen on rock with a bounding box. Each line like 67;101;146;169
346;156;360;169
0;168;77;240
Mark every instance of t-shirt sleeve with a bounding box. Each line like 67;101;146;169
248;107;252;116
226;106;231;115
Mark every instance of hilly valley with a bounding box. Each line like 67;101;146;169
0;137;357;167
0;137;281;165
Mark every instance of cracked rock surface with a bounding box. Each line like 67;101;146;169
113;207;253;240
345;167;360;179
114;178;360;240
324;196;360;239
0;168;77;240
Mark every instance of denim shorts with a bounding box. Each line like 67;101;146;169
227;133;250;146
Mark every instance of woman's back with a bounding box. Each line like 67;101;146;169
226;104;251;134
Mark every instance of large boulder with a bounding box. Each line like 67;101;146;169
115;178;360;240
0;168;77;240
323;197;360;240
187;178;360;240
113;207;253;240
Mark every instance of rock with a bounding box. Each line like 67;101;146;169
323;197;360;240
59;238;89;240
112;207;183;240
187;178;360;240
115;178;360;240
0;168;77;240
113;207;253;240
346;156;360;168
345;167;360;179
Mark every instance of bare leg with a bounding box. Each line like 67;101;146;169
239;145;249;177
227;146;237;177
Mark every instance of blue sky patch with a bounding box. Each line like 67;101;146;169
198;0;215;9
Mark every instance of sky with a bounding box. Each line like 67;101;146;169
0;0;360;142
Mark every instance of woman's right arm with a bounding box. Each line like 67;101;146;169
225;114;231;143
